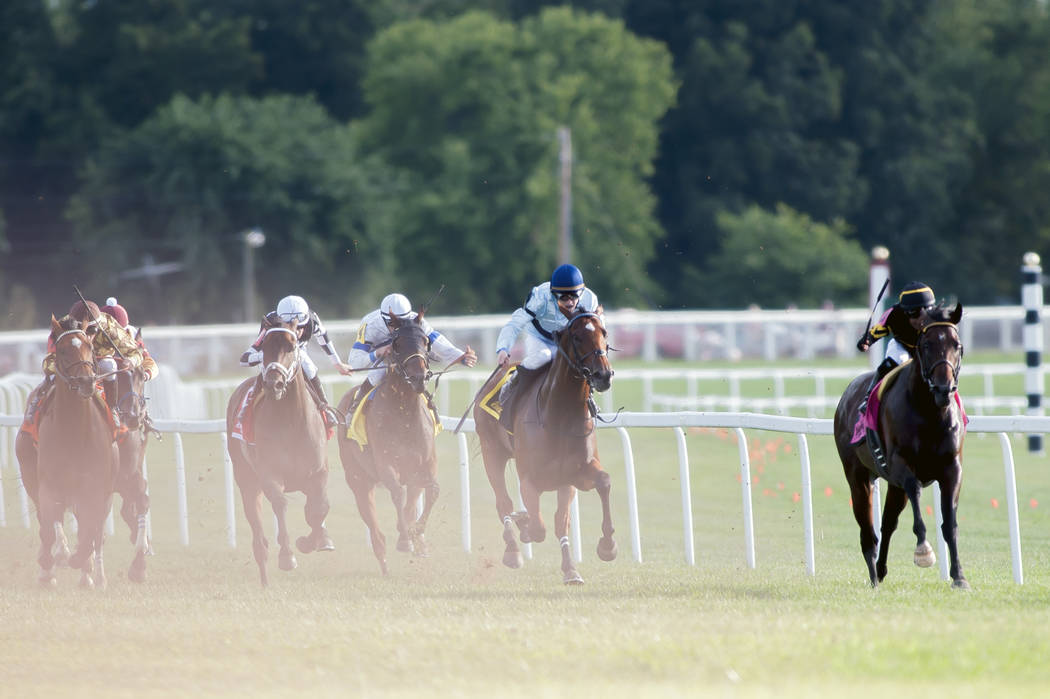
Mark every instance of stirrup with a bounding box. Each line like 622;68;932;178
866;428;889;479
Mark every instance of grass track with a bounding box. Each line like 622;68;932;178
4;357;1050;697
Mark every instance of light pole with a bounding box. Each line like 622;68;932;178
242;228;266;322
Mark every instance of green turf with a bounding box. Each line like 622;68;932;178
3;416;1050;697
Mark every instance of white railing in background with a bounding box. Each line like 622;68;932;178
0;411;1035;585
0;305;1033;375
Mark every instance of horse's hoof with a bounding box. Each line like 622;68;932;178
295;535;315;554
952;578;971;591
316;534;335;552
39;574;57;589
914;541;936;568
563;571;584;585
379;560;389;576
128;562;147;584
596;537;618;562
396;538;413;553
80;573;95;590
503;550;524;569
278;551;297;571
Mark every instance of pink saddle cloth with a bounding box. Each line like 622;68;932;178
851;381;968;445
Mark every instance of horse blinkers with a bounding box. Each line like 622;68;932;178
917;321;963;408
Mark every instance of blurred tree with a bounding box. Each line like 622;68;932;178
625;0;976;308
697;204;868;309
358;8;675;311
67;94;388;323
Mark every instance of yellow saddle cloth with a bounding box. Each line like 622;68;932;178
346;386;442;447
478;366;517;421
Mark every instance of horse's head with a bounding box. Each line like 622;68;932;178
115;365;148;430
915;303;964;408
386;312;431;394
50;315;98;398
557;308;613;392
259;319;301;400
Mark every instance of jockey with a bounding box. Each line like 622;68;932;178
100;296;159;383
239;295;351;424
27;299;148;429
855;281;937;416
346;292;477;411
495;263;601;428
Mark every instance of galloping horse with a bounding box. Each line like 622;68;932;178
113;363;152;582
336;313;440;574
834;304;969;589
225;318;333;586
474;308;616;584
17;316;119;588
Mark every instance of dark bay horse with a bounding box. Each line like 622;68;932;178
336;313;440;575
225;319;333;586
474;308;616;584
834;304;969;589
113;364;152;582
17;316;119;588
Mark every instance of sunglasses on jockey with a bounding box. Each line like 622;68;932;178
904;305;933;319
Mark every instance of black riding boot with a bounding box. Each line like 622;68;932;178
499;367;536;430
308;375;339;425
347;378;373;419
858;357;898;418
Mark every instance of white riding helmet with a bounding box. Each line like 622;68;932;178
380;293;412;324
276;295;310;326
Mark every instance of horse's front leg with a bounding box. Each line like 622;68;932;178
940;460;970;590
582;459;617;562
35;498;60;587
297;469;334;554
376;464;410;552
520;474;546;544
555;486;582;584
903;474;935;569
261;480;296;572
406;477;440;557
876;484;908;583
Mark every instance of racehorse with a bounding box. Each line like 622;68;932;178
113;363;152;582
17;316;119;588
225;318;333;586
336;312;440;575
833;304;969;589
473;307;616;584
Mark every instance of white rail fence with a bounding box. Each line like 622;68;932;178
0;410;1039;585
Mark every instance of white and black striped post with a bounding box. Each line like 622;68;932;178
1022;252;1044;454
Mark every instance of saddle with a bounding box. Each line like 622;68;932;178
345;384;441;449
20;381;121;444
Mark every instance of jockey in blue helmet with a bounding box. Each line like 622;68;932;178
494;263;602;428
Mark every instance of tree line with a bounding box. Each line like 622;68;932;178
1;0;1047;327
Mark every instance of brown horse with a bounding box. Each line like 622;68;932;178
834;304;969;589
474;308;616;584
112;363;152;582
336;313;440;574
16;316;119;588
225;319;333;586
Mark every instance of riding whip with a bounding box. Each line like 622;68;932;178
862;278;891;338
452;364;502;434
419;283;446;316
73;284;126;360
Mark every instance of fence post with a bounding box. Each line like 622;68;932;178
1023;252;1044;454
869;246;890;530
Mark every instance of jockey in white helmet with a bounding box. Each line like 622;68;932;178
494;263;602;428
346;292;477;408
240;294;352;423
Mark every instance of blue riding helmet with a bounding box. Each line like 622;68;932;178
551;264;584;293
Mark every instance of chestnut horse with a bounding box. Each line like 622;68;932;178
473;308;616;584
16;316;119;588
336;313;440;575
225;319;333;586
113;363;152;582
834;304;969;589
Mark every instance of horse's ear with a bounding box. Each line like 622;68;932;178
415;309;425;324
135;327;142;342
950;303;963;325
50;315;61;333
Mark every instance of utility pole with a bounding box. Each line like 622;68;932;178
558;126;572;264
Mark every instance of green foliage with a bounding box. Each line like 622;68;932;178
359;7;675;311
697;204;868;309
67;94;386;322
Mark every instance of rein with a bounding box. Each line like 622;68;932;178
916;321;963;396
261;327;302;385
554;312;608;387
54;328;99;392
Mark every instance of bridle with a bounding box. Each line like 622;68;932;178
115;368;148;429
555;312;608;390
388;322;431;393
261;326;302;391
53;327;99;397
916;321;963;396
